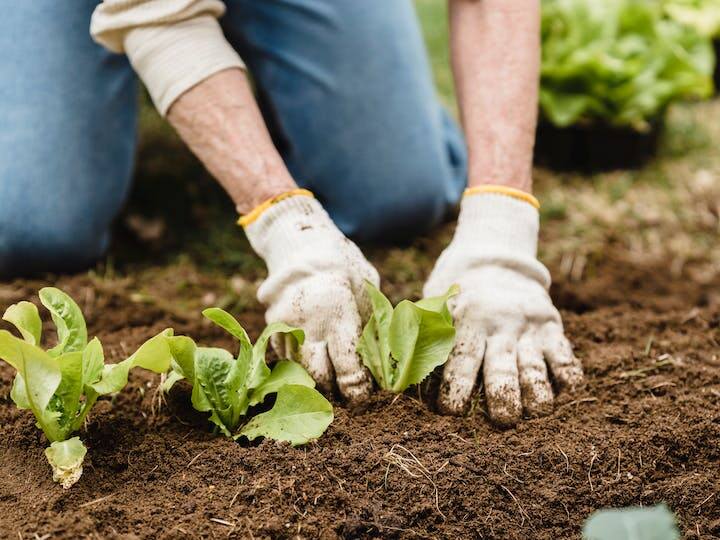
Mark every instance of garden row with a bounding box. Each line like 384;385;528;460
537;0;719;171
0;284;457;488
0;287;687;539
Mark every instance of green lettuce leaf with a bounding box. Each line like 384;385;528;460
541;0;714;130
238;384;333;446
39;287;87;356
249;360;315;406
90;329;173;395
0;330;63;440
3;301;42;346
250;322;304;389
193;347;245;436
583;504;679;540
163;313;327;444
358;282;458;393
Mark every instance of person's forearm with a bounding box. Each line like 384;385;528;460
167;69;297;213
449;0;540;193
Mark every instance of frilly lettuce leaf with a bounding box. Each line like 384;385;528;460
541;0;714;130
163;308;328;444
358;282;458;393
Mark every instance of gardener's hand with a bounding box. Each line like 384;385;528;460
424;189;583;425
243;191;377;404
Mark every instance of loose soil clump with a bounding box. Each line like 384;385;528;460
0;257;718;539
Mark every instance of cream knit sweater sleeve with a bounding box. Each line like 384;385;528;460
91;0;245;116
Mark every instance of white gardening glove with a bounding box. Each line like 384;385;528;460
424;189;583;425
243;191;377;404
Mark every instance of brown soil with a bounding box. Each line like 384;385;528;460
1;257;719;540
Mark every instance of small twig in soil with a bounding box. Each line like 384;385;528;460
210;518;235;527
229;481;242;509
616;449;621;481
557;397;597;410
79;494;115;509
556;445;570;473
293;497;308;518
449;433;470;444
620;358;675;379
500;485;532;529
561;501;570;520
643;335;654;357
324;466;347;493
187;448;208;468
696;492;716;511
384;444;445;520
503;463;524;484
362;522;431;539
588;447;598;492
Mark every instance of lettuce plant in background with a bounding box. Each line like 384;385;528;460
162;308;333;445
0;288;173;488
541;0;714;131
664;0;720;38
358;282;458;393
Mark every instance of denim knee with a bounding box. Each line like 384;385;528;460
328;165;456;243
0;214;111;278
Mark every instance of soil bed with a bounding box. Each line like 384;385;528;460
0;257;719;539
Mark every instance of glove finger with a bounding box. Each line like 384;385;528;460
483;335;522;427
517;334;554;417
295;340;334;394
437;327;486;415
542;323;584;390
325;313;372;405
353;264;381;324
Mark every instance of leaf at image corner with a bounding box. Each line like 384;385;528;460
582;504;679;540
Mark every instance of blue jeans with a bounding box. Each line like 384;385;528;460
0;0;467;277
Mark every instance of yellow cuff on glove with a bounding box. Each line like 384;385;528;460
464;185;540;210
238;188;315;228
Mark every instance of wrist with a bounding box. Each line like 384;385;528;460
456;193;540;255
242;193;342;269
467;174;533;194
235;177;298;215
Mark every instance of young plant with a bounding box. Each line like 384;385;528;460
583;504;679;540
162;308;333;445
0;288;173;488
357;282;458;393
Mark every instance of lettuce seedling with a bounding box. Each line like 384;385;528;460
162;308;333;445
583;504;679;540
357;282;458;393
0;288;173;488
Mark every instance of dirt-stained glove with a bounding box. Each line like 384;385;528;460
423;187;584;425
242;190;377;404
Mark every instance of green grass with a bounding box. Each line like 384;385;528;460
414;0;456;108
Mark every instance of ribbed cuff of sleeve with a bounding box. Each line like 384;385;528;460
124;15;245;116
